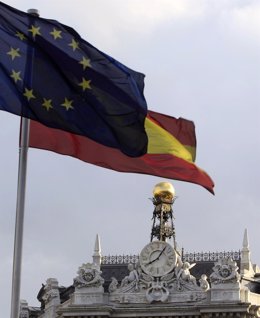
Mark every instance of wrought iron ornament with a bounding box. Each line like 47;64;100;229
151;182;176;243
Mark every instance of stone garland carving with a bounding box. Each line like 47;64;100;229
210;257;240;284
73;263;104;289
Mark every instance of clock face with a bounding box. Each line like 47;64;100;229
139;241;176;277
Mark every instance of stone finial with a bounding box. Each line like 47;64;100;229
241;229;255;277
243;228;249;250
92;234;101;266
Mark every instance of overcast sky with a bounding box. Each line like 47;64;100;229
0;1;259;316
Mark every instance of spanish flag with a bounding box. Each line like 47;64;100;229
29;110;214;194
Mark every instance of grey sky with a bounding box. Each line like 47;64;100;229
0;1;259;316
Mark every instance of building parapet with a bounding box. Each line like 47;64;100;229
101;251;241;265
182;251;241;262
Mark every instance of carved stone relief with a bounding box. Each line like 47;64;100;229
73;263;104;289
210;258;240;285
108;259;208;304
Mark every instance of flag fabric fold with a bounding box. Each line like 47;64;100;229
0;2;148;157
29;110;215;194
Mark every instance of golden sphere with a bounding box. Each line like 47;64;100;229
153;182;175;198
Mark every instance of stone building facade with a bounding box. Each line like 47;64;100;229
20;183;260;318
20;232;260;318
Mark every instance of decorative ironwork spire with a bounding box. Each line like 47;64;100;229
150;182;176;244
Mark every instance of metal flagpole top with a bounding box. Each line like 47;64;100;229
27;9;40;16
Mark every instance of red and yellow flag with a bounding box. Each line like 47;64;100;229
29;110;214;194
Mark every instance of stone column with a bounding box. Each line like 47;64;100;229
210;258;241;302
41;278;60;318
19;300;29;318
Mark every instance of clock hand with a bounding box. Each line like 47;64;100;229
158;246;166;258
147;246;167;265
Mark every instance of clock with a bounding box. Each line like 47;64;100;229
139;241;176;277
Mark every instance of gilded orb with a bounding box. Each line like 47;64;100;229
153;182;175;199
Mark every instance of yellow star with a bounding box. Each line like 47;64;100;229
79;56;91;70
50;28;62;40
23;88;35;101
16;31;26;41
61;98;74;110
42;98;53;111
7;47;21;60
10;70;22;83
78;78;91;91
68;38;79;51
28;25;41;38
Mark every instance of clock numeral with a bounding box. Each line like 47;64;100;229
166;260;172;267
147;247;153;254
166;247;172;253
159;267;164;276
158;242;164;249
143;250;149;258
150;266;155;275
153;242;158;249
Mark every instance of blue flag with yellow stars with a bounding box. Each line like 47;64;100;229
0;2;148;157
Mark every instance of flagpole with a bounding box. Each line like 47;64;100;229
10;9;39;318
10;118;30;318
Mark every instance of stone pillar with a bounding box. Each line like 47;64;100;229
71;262;105;305
19;300;29;318
210;258;241;302
42;278;60;318
210;281;241;302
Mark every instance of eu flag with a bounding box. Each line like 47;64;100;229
0;2;148;157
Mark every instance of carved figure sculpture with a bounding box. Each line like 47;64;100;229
121;263;139;288
177;262;197;285
199;274;209;291
108;277;118;293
